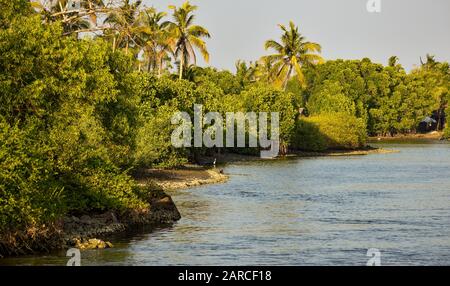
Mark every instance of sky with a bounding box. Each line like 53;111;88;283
143;0;450;72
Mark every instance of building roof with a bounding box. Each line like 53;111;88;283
421;116;437;124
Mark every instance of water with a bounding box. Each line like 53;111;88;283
2;142;450;266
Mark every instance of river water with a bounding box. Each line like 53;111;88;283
2;142;450;266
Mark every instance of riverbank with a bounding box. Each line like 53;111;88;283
83;143;450;265
0;147;392;258
135;147;397;189
5;143;450;265
66;164;248;249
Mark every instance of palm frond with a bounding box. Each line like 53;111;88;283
264;40;284;54
189;36;209;62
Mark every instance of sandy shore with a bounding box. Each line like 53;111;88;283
135;165;229;190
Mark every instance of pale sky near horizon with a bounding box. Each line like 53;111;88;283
143;0;450;72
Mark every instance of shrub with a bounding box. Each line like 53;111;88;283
293;112;367;151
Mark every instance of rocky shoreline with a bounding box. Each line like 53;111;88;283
61;168;227;251
0;187;182;257
0;167;227;257
64;186;182;248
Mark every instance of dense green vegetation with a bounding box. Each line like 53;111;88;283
293;113;367;151
298;57;449;137
0;6;145;240
0;0;449;252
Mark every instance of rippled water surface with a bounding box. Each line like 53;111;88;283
2;143;450;265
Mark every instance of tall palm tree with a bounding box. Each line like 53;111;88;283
263;21;323;89
167;1;211;80
138;7;172;76
420;54;437;70
104;0;144;55
388;56;399;67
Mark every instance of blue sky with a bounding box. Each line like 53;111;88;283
144;0;450;72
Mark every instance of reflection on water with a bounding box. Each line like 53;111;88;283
2;143;450;265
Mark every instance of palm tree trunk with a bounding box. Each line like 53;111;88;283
179;54;184;80
146;49;152;73
282;65;293;90
158;56;163;78
147;59;152;73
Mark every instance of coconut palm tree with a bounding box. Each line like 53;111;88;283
138;7;172;76
104;0;144;54
388;56;399;67
263;21;323;89
167;1;210;80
